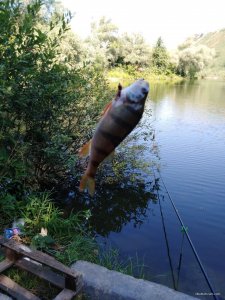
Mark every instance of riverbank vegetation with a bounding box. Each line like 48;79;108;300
0;0;150;282
181;30;225;80
0;0;112;278
0;0;217;290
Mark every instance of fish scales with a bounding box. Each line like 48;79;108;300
91;104;142;160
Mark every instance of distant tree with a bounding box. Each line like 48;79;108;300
58;31;85;65
119;33;151;67
90;16;118;44
178;34;205;51
178;37;196;51
84;17;120;68
151;37;169;71
177;44;215;78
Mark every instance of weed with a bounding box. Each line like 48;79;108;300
0;193;147;299
4;268;60;300
98;248;146;279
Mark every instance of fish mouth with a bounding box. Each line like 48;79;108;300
124;79;150;103
138;78;150;95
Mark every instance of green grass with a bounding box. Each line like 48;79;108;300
98;248;146;279
0;193;146;272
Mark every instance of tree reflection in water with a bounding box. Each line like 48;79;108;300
62;172;159;237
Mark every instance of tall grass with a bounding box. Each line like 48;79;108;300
98;248;146;279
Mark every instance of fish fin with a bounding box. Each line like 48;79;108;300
104;150;115;162
117;83;122;98
79;175;95;197
100;101;112;117
100;83;122;117
79;139;92;157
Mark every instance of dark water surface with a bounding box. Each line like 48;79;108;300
144;80;225;299
69;80;225;299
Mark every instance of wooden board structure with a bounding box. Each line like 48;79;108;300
0;238;83;300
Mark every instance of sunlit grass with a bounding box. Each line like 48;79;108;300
107;66;183;88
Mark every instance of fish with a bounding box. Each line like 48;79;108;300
79;79;149;196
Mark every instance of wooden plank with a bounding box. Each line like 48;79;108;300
4;247;21;262
0;239;79;278
0;259;14;273
15;258;65;289
0;274;41;300
53;288;77;300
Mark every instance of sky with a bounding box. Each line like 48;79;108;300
62;0;225;49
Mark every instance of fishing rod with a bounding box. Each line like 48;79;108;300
154;169;219;300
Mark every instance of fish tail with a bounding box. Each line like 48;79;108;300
79;174;95;197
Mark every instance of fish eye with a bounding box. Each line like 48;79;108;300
141;87;148;94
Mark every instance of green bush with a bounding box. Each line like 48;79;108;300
0;0;111;203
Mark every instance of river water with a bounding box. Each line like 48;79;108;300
143;80;225;299
68;80;225;299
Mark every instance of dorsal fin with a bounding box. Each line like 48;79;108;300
100;101;112;117
100;83;122;117
115;83;122;100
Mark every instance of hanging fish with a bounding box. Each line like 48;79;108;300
79;79;149;196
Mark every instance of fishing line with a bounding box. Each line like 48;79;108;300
153;167;185;291
176;226;186;290
152;169;176;290
154;168;219;300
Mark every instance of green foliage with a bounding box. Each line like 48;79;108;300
84;17;120;68
21;193;61;233
0;0;110;200
0;191;96;262
31;233;55;250
58;31;85;64
1;191;140;279
91;16;118;44
83;18;152;69
176;44;215;79
107;66;182;89
180;30;225;78
0;193;21;224
119;33;151;67
151;37;170;72
54;235;97;265
98;248;146;278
